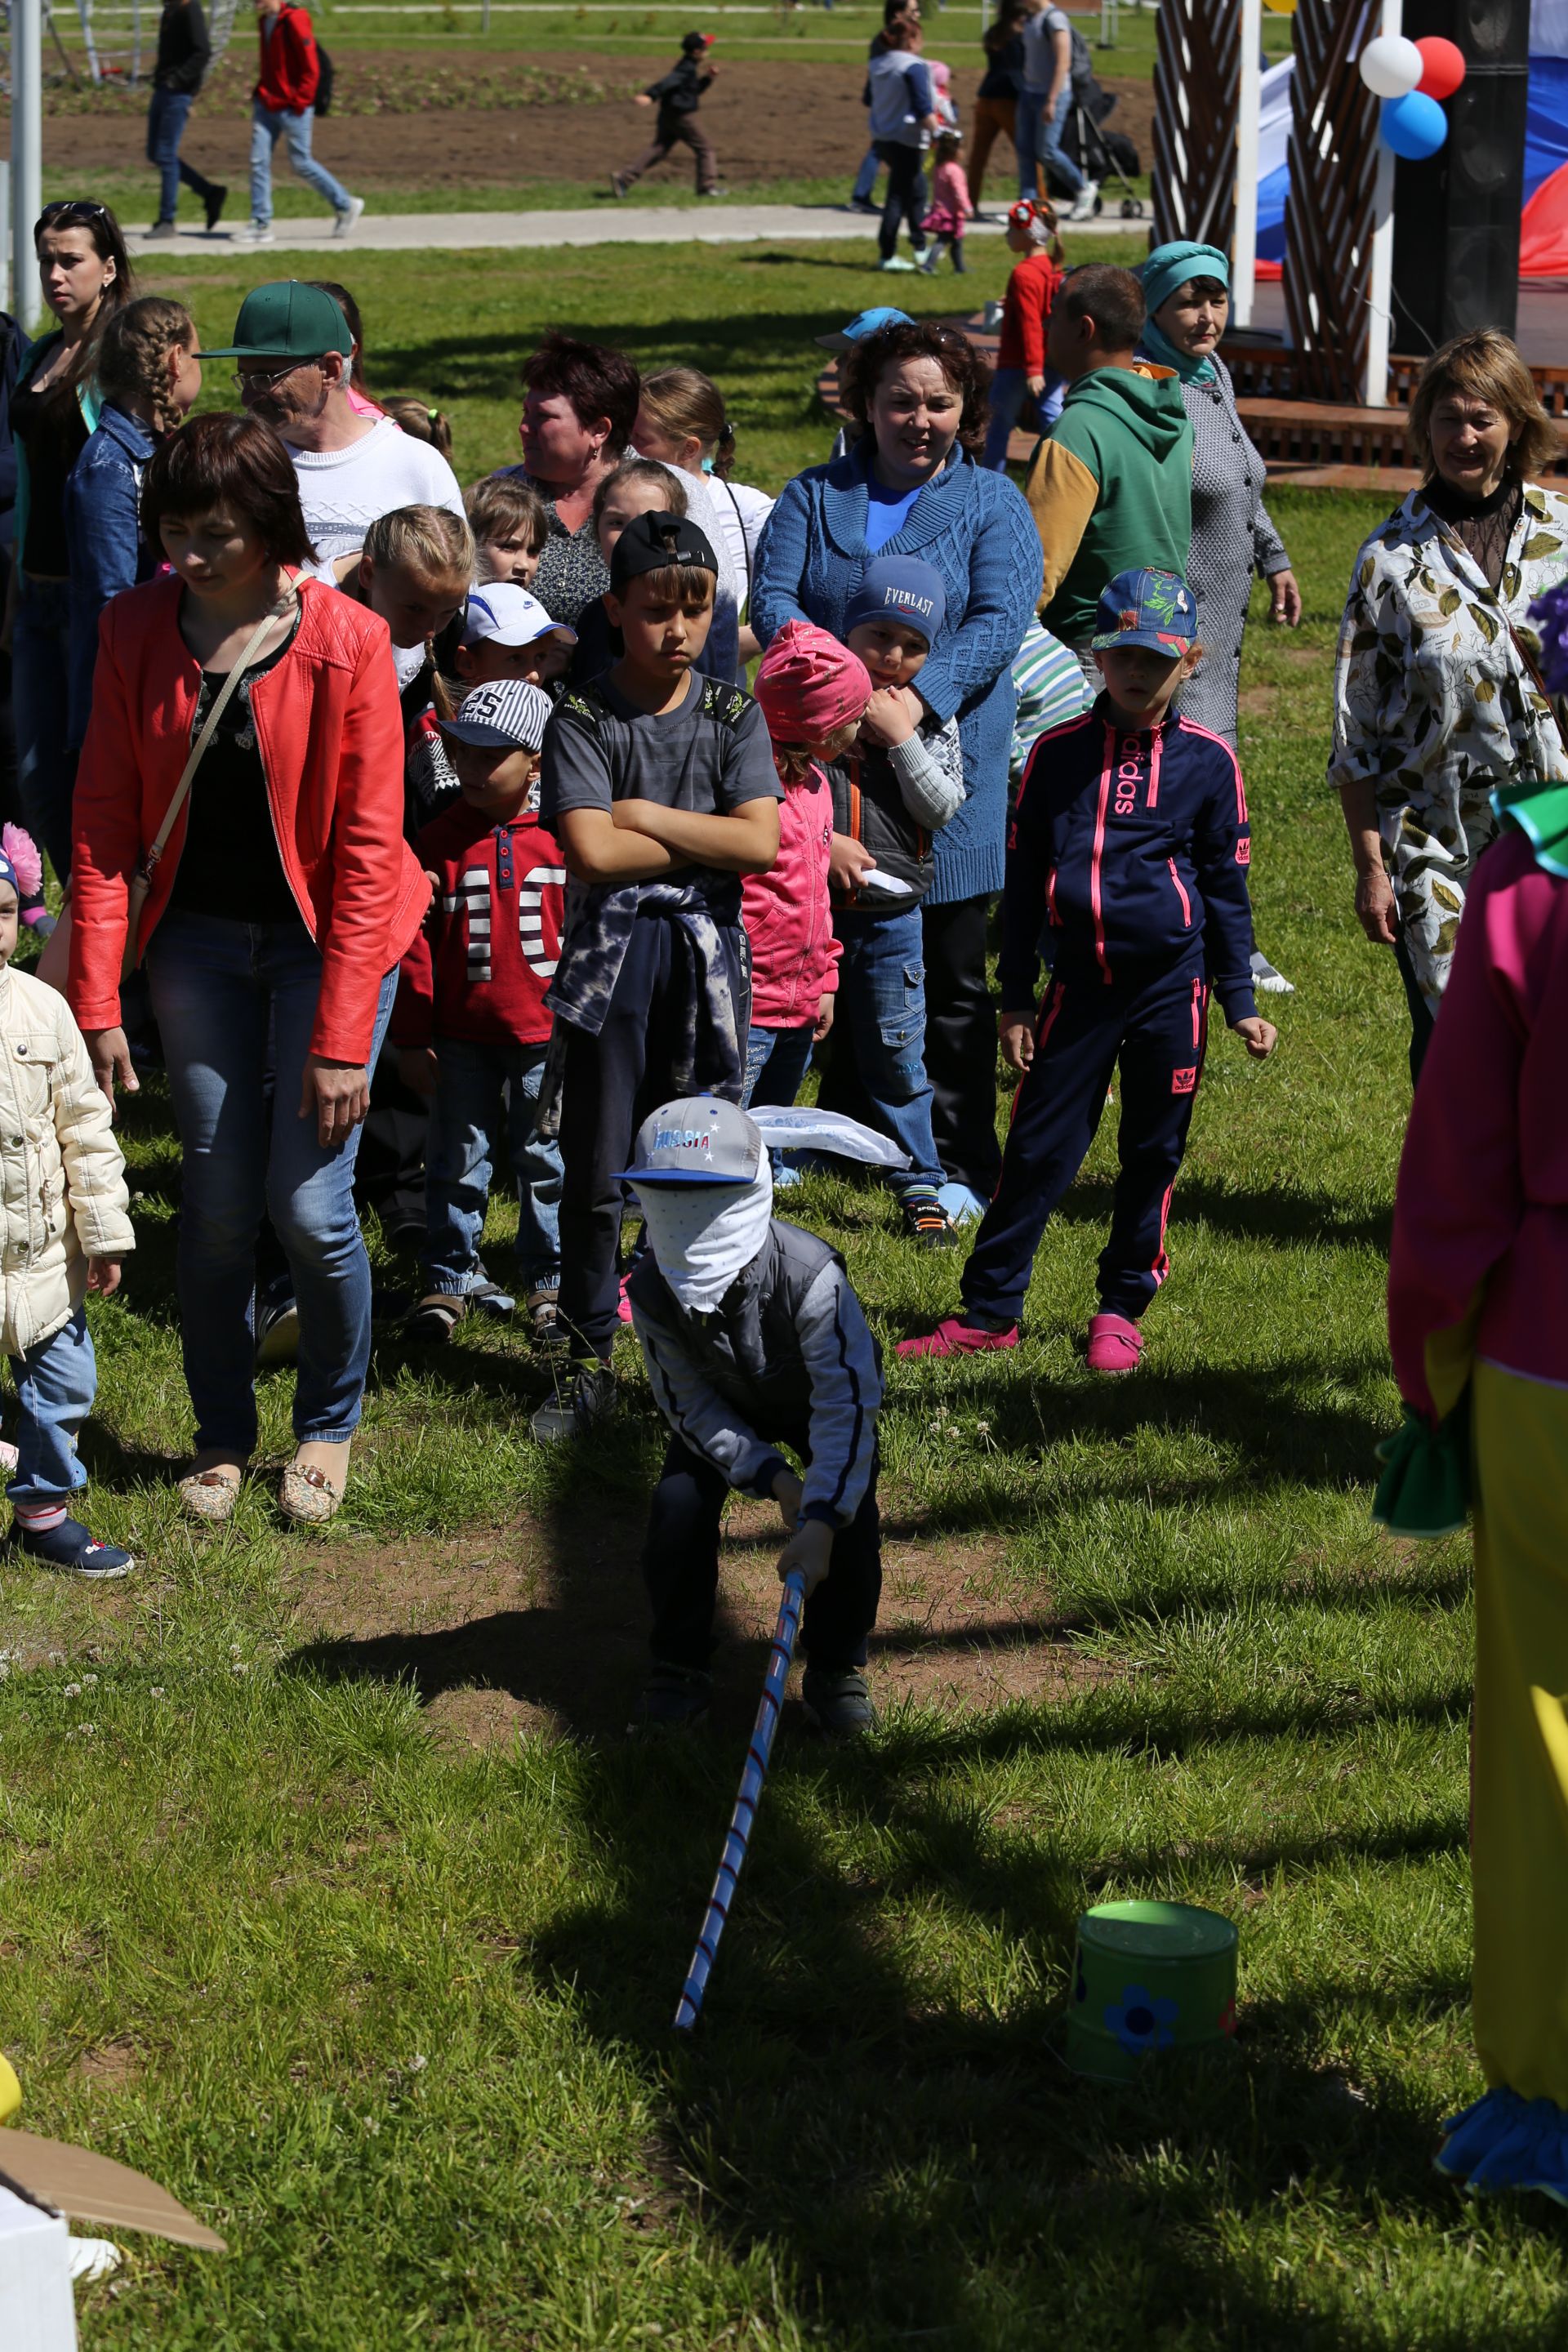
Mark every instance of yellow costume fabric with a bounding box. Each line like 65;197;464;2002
1472;1357;1568;2104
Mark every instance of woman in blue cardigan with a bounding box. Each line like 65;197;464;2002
752;318;1041;1212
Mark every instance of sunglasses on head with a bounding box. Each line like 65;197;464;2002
38;200;109;226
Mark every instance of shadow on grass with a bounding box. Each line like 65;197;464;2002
512;1724;1497;2350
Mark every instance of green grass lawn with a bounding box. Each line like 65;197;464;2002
2;235;1548;2346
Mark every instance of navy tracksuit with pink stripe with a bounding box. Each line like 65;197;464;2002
960;699;1258;1327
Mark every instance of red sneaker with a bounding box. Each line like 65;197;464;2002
896;1315;1019;1360
1086;1312;1143;1374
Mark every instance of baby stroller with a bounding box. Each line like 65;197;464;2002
1046;27;1143;219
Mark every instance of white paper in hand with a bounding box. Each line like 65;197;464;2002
854;868;916;898
746;1107;912;1169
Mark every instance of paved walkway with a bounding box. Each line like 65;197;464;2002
124;199;1147;259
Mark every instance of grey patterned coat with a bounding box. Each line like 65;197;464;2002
1146;355;1291;746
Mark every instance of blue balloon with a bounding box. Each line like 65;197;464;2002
1381;90;1448;160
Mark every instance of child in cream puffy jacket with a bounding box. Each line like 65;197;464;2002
0;841;136;1577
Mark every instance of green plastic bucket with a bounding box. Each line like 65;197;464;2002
1065;1900;1239;2083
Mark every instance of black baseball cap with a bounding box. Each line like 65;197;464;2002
608;510;719;595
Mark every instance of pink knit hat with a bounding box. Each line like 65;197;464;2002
754;621;873;742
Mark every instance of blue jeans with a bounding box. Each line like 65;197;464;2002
742;1020;817;1178
145;909;396;1454
1018;84;1084;200
424;1036;562;1294
851;145;882;205
146;87;220;223
984;367;1067;470
13;576;74;881
7;1306;95;1508
250;100;354;226
830;910;944;1195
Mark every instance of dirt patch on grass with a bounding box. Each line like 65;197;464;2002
74;2036;141;2090
34;56;1153;200
285;1492;1100;1746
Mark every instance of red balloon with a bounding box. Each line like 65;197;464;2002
1415;36;1466;99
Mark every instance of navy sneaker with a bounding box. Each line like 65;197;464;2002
801;1668;876;1738
530;1357;617;1444
255;1274;300;1369
627;1663;712;1735
12;1516;135;1579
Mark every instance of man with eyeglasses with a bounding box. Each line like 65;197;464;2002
206;282;464;564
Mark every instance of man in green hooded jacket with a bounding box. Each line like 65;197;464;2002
1024;264;1194;659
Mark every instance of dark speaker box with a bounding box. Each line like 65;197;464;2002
1392;0;1528;351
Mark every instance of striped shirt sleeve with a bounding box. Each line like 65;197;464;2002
794;1263;883;1527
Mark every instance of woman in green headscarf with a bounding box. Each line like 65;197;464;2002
1138;239;1302;992
1136;240;1301;750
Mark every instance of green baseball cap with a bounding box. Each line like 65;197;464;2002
203;280;352;363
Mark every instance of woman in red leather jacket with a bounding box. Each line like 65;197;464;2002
69;411;429;1526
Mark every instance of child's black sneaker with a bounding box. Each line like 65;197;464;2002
530;1357;617;1444
627;1662;712;1735
11;1516;135;1580
255;1273;300;1368
898;1191;956;1250
801;1668;876;1738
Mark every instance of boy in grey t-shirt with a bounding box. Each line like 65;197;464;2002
533;510;781;1440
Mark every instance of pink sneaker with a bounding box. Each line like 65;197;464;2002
896;1315;1019;1360
617;1274;634;1326
1086;1312;1143;1374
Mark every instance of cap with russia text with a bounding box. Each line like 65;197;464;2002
203;281;352;363
614;1095;763;1187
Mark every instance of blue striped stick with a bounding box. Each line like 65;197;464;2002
673;1569;808;2033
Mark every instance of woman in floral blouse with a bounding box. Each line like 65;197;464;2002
1330;329;1568;1078
500;331;640;627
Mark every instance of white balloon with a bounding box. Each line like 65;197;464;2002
1359;33;1423;98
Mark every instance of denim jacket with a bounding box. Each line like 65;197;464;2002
63;401;158;751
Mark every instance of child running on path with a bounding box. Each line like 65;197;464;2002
533;511;781;1441
396;681;566;1349
900;568;1276;1370
612;31;725;201
0;843;136;1577
622;1095;884;1738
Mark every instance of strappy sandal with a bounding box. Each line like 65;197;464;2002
406;1293;466;1343
178;1463;246;1524
279;1445;350;1527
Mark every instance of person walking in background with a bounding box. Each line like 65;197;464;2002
8;201;134;883
969;0;1028;215
920;129;973;273
65;297;203;751
1025;265;1192;676
212;283;464;561
1017;0;1095;221
1330;329;1568;1081
68;412;431;1530
984;198;1063;470
244;0;363;249
146;0;227;238
866;16;940;274
611;31;725;201
848;0;921;217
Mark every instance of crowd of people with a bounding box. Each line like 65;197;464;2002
9;171;1568;2195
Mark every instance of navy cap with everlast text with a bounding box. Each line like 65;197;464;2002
615;1096;763;1187
608;510;719;595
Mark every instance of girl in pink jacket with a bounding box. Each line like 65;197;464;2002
1383;639;1568;2205
743;622;872;1183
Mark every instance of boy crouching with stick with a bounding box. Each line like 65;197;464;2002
621;1094;883;1740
